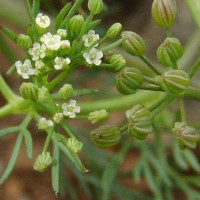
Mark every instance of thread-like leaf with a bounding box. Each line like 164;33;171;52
0;126;19;137
0;133;23;184
21;129;33;159
173;146;188;170
52;139;60;194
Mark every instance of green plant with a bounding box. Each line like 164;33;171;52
0;0;200;199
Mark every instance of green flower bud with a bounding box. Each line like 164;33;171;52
157;37;183;67
151;0;177;28
69;14;84;35
90;125;121;148
121;31;146;57
115;67;143;95
17;34;32;48
126;105;153;140
106;23;122;39
67;137;83;153
161;70;190;95
37;86;49;102
88;109;109;124
59;84;74;100
19;82;38;100
88;0;104;15
173;122;200;150
33;152;53;172
108;54;126;72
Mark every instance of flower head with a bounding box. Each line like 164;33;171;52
57;29;67;38
37;117;53;130
82;30;99;47
36;13;51;29
83;48;103;65
40;32;61;51
54;57;71;70
15;59;35;79
62;100;81;118
28;43;46;61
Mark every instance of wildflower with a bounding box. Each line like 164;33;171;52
67;138;83;153
40;32;61;51
37;117;53;130
54;57;71;70
62;100;81;118
53;113;63;123
15;59;35;79
60;40;71;49
57;29;67;38
82;30;99;47
83;48;103;66
28;43;46;61
35;13;51;29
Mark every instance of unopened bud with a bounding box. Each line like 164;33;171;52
157;37;183;67
90;125;121;148
121;31;146;57
37;86;49;102
161;70;190;95
69;15;84;35
17;34;32;48
106;54;126;72
19;82;38;100
59;84;74;100
151;0;177;28
173;122;200;150
88;0;104;15
126;105;153;140
88;109;109;124
106;23;122;39
67;138;83;153
33;152;53;172
115;67;143;95
37;117;53;130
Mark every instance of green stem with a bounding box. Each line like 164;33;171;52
149;95;170;111
60;122;75;138
189;57;200;78
99;38;125;52
151;96;174;118
43;129;54;152
143;75;159;85
140;55;161;75
178;97;186;123
0;74;17;102
138;85;163;91
184;86;200;101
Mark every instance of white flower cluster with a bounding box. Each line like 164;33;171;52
15;13;71;79
82;30;103;66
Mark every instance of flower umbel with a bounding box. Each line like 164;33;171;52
15;59;35;79
83;48;103;66
62;100;81;118
82;30;99;47
36;13;51;29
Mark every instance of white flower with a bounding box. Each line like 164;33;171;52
40;32;61;50
60;40;71;49
15;59;35;79
54;57;71;70
37;117;53;130
62;100;81;118
53;113;63;123
82;30;99;47
28;43;46;61
36;13;50;29
83;48;103;65
57;29;67;38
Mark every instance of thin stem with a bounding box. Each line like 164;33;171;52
143;75;160;85
178;97;186;123
99;38;125;52
43;129;54;152
149;95;170;111
0;74;17;102
189;57;200;78
140;55;161;75
151;96;174;119
60;122;74;138
138;85;163;91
